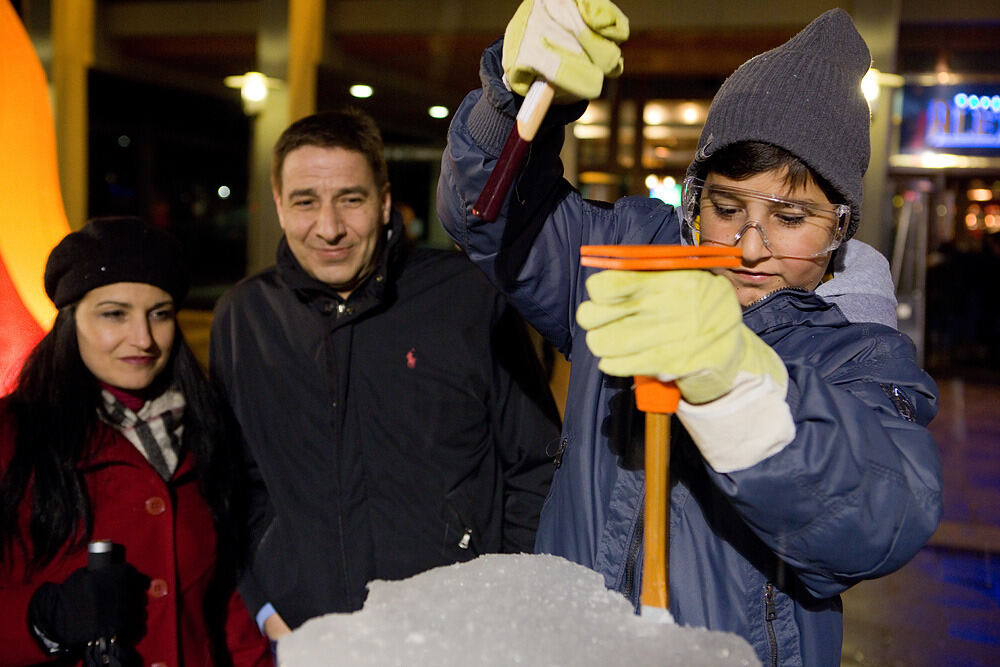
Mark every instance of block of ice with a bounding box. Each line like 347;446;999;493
279;553;760;666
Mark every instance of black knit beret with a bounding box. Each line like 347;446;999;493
44;217;189;308
687;9;872;240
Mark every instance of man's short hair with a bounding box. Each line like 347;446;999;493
272;107;388;193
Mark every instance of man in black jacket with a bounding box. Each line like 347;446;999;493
209;108;561;639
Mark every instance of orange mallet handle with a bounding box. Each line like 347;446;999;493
635;378;676;610
580;244;741;610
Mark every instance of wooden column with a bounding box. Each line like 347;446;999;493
51;0;94;229
288;0;324;123
246;0;325;275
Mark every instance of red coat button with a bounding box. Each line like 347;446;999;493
145;497;166;515
149;578;169;598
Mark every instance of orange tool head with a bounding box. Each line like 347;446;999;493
580;244;741;270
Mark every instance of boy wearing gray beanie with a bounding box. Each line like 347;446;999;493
437;4;941;666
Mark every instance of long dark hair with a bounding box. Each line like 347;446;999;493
0;305;245;571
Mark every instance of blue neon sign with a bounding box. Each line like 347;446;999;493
900;84;1000;155
952;93;1000;113
924;90;1000;149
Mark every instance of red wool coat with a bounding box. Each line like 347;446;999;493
0;399;272;667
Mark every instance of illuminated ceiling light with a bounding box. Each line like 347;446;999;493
428;105;449;119
965;213;978;230
645;174;660;189
862;68;905;107
224;71;282;115
934;52;953;85
862;69;880;104
679;104;701;125
968;188;993;202
217;185;231;199
643;102;667;125
350;84;374;99
242;72;268;102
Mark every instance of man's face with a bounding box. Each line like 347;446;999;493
703;169;835;307
274;145;391;297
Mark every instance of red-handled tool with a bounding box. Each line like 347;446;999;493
473;80;555;221
580;244;741;611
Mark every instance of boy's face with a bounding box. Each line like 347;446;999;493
702;169;836;307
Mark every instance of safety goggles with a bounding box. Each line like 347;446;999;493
681;177;850;259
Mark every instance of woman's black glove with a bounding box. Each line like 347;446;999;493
27;563;149;654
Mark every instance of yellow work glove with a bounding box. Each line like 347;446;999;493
502;0;629;102
576;270;788;404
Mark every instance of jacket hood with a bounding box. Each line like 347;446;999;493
815;240;897;328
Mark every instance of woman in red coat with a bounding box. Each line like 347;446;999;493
0;218;271;667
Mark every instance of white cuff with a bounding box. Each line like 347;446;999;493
676;371;795;473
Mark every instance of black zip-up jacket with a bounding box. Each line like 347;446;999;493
209;216;561;629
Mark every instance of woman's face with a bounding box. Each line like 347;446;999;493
75;282;176;391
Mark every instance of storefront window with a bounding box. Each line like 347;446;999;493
570;97;710;201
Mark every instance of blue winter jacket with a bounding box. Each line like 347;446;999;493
436;40;942;667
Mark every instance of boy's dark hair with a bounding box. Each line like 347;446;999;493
271;107;388;193
699;141;844;207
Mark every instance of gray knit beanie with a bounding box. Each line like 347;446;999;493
686;8;872;239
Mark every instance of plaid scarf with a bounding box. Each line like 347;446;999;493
97;387;185;481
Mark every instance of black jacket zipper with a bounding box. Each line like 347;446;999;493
764;583;778;667
623;512;644;602
552;437;567;469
